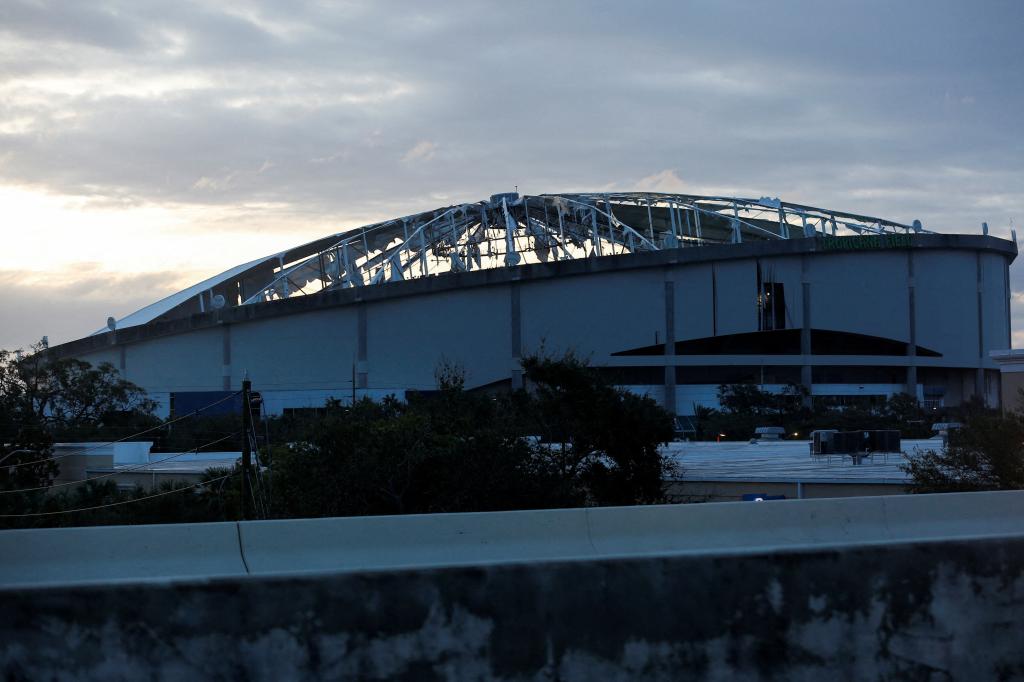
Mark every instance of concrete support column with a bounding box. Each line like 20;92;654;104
221;325;231;391
907;366;918;399
1006;260;1013;349
907;252;918;399
975;252;985;404
510;283;523;390
664;278;676;416
800;256;812;408
356;304;368;390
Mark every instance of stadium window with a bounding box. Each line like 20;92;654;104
756;262;787;331
676;366;759;385
758;282;787;331
594;366;663;385
675;365;800;385
760;366;801;384
814;394;888;410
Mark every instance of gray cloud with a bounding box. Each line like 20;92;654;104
0;267;189;351
1;0;1022;343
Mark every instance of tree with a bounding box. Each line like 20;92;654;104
270;385;565;519
11;467;244;530
6;342;157;440
269;354;676;519
521;352;676;505
1;341;158;522
901;413;1024;493
1;345;59;512
717;383;777;417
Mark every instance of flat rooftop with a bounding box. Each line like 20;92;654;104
662;439;941;485
82;452;241;477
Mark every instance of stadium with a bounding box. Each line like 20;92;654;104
48;192;1016;418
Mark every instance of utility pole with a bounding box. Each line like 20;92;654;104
241;378;252;521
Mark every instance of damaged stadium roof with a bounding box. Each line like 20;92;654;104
103;192;932;333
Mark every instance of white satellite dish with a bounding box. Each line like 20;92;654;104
211;294;226;310
106;317;117;331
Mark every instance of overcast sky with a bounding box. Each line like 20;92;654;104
1;0;1022;350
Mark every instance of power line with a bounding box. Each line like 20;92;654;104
246;412;270;518
1;391;241;470
0;432;239;495
247;397;272;519
0;472;236;518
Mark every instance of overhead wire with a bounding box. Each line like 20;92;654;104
246;471;263;520
1;391;242;470
246;415;270;519
247;398;273;518
0;472;236;518
0;432;240;495
261;398;273;514
244;431;267;519
250;446;269;518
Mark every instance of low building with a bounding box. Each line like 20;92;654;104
663;438;942;501
53;442;239;491
990;349;1024;413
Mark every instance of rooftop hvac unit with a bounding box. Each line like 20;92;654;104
811;429;838;455
830;430;902;455
871;429;901;453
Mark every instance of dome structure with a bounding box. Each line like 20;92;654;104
104;192;930;332
53;190;1013;419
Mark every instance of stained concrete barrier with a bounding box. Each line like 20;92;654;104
2;535;1024;680
239;505;596;575
2;492;1024;679
0;521;246;587
2;491;1024;587
236;490;1024;576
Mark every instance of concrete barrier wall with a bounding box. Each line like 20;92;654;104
2;490;1024;587
2;492;1024;679
0;522;247;587
2;534;1023;680
241;490;1024;576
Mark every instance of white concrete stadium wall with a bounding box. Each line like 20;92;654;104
915;250;981;364
981;251;1012;354
62;243;1013;414
808;251;909;342
520;269;664;357
73;347;119;369
673;262;714;340
711;259;757;335
124;326;223;392
369;285;510;391
231;308;358;391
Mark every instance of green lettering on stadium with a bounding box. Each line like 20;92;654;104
819;234;913;251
